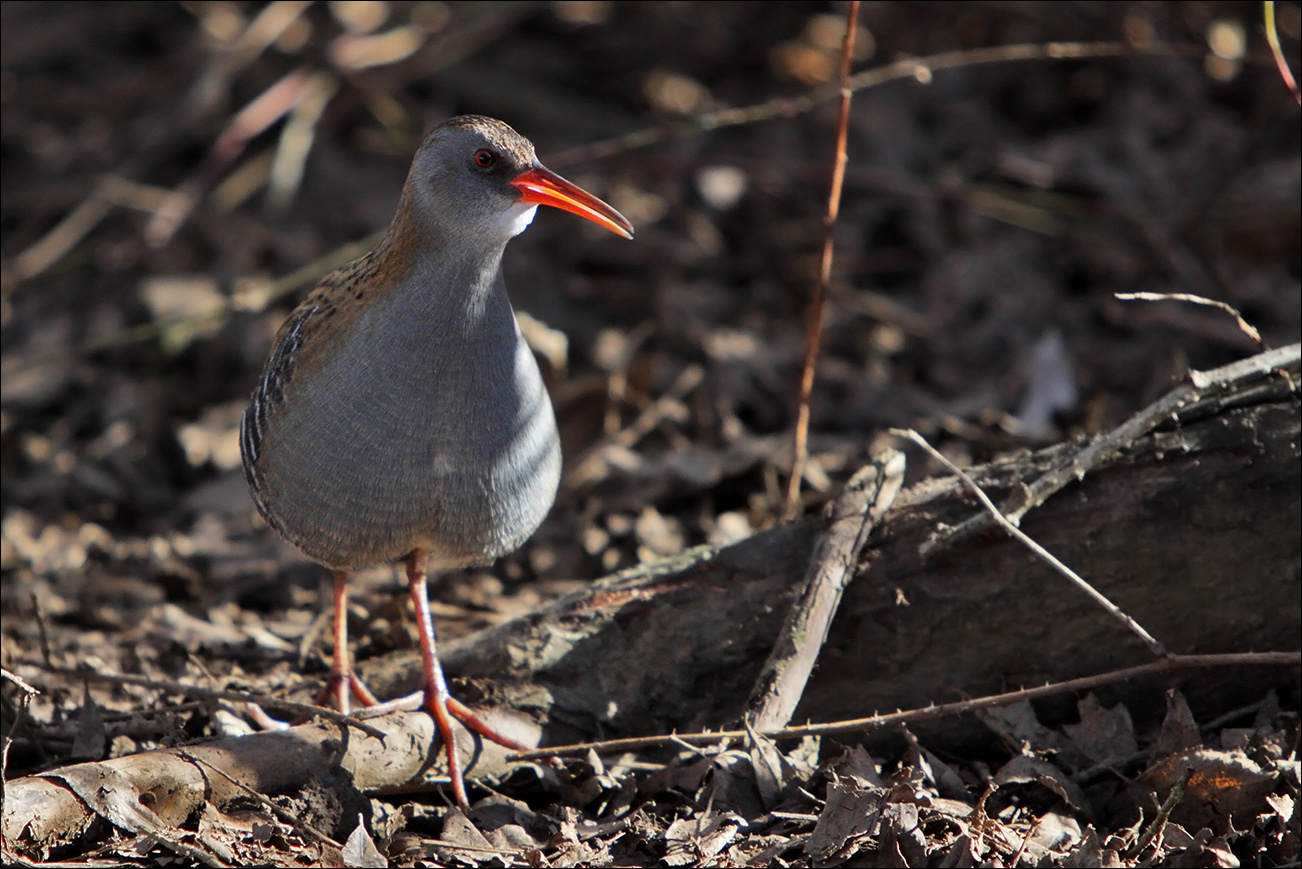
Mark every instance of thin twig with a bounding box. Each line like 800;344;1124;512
1263;1;1301;104
786;0;859;519
8;229;383;376
548;41;1199;167
29;665;387;740
1009;817;1043;867
1126;766;1194;859
511;651;1297;760
1;668;40;826
267;70;340;213
9;176;172;286
1115;291;1265;350
893;428;1168;658
613;364;705;448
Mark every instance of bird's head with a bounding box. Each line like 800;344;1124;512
405;115;633;247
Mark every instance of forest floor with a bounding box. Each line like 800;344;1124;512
2;2;1299;866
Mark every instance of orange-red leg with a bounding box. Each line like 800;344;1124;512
312;569;380;712
256;555;524;810
406;549;529;811
249;569;377;729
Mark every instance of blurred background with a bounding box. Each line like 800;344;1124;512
1;0;1298;745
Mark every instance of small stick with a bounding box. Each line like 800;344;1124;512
786;0;859;518
895;428;1168;658
513;651;1297;760
1264;1;1301;104
549;41;1199;166
2;668;40;808
1009;817;1043;867
749;450;905;731
146;67;314;246
267;71;340;212
1126;766;1194;859
29;665;386;740
1115;292;1265;350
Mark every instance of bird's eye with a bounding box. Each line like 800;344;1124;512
473;149;495;168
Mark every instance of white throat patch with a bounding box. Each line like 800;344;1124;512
505;203;538;238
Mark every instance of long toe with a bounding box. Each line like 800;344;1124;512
448;697;532;752
425;690;472;811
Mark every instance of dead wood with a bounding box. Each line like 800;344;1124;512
381;356;1301;751
5;358;1297;856
0;709;532;858
748;450;906;731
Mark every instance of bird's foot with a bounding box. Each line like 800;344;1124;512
247;667;380;730
425;689;532;812
313;668;381;713
351;687;530;812
247;569;382;729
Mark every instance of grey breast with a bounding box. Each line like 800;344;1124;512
242;275;561;571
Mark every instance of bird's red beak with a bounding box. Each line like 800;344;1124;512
510;167;634;239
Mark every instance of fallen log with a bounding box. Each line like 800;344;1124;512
5;346;1298;858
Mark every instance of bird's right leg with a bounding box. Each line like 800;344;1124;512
313;569;380;711
248;569;379;729
405;549;531;811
